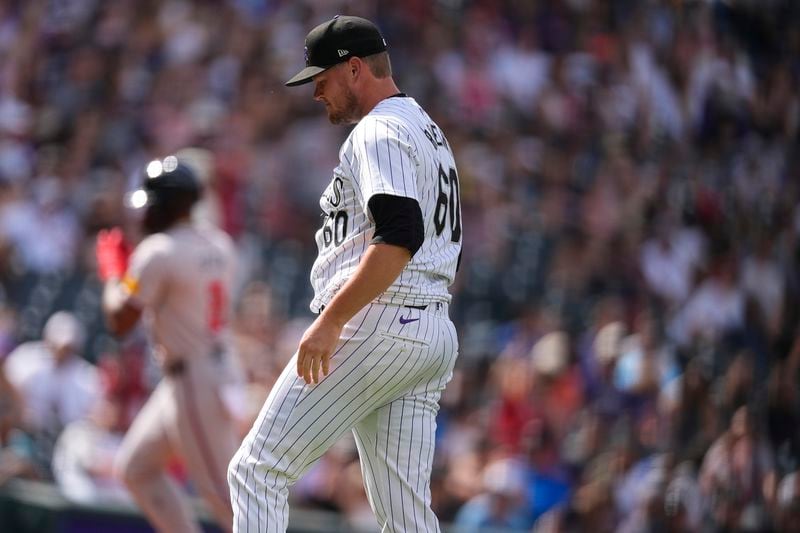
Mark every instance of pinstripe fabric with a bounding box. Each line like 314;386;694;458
228;302;458;532
309;97;462;313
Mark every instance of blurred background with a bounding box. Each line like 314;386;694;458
0;0;798;531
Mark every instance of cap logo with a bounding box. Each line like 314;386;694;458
286;16;387;86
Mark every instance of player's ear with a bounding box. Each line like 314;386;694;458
348;57;361;81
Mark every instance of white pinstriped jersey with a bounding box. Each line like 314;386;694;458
309;96;462;313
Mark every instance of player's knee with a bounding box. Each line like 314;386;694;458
114;447;154;490
227;445;295;494
226;451;244;490
113;450;138;489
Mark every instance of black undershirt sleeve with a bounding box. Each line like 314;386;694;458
367;194;425;257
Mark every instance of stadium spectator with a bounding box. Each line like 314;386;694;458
4;311;98;433
699;406;776;531
0;357;33;485
51;354;136;505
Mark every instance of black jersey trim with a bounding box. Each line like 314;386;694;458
368;194;424;256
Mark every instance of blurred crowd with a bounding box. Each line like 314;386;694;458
0;0;798;531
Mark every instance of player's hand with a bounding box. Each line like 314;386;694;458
96;227;131;282
296;316;342;385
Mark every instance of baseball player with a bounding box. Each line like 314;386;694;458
228;15;462;532
97;156;238;533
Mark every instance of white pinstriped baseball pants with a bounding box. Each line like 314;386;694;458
228;301;458;532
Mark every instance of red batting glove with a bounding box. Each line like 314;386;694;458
96;227;131;282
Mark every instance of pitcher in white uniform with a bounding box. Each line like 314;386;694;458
228;15;462;532
97;155;238;533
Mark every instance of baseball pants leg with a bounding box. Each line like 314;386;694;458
116;361;237;533
228;303;457;532
115;381;202;533
169;359;237;532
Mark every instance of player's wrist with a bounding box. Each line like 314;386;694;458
321;314;347;330
318;306;348;329
104;275;124;286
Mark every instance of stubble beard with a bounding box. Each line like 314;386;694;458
327;85;360;125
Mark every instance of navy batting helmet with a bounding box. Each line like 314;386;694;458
126;155;202;234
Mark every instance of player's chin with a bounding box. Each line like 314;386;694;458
327;111;346;125
328;113;358;126
325;106;357;125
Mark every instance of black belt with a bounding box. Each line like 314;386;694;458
318;303;428;314
164;359;187;376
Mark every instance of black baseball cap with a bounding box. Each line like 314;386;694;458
285;15;388;87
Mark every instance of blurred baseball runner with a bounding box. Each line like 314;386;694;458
228;15;462;532
97;156;238;533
